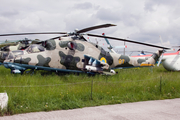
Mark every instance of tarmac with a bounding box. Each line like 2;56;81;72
1;98;180;120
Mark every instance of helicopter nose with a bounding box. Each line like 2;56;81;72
162;59;179;71
162;60;172;71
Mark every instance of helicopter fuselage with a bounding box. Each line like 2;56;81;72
3;37;163;75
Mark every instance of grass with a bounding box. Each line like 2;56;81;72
0;65;180;115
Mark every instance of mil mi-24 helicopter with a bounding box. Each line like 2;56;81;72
0;24;170;75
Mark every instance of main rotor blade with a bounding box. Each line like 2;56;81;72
49;34;69;40
172;46;180;48
87;34;170;49
77;24;116;33
0;32;67;36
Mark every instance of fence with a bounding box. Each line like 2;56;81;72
0;76;176;100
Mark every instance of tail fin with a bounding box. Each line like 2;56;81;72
140;49;164;66
102;33;127;53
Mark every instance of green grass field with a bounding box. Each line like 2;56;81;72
0;65;180;115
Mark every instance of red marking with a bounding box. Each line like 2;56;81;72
71;43;74;49
132;51;180;57
132;54;152;57
163;51;179;56
102;33;105;35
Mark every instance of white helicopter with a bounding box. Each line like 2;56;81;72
131;49;180;71
156;36;180;71
130;35;180;71
158;49;180;71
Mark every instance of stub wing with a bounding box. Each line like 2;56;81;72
3;62;84;74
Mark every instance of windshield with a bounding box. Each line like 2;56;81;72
12;50;24;56
0;52;9;59
6;50;24;60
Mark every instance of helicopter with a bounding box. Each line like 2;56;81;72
0;23;170;75
131;48;180;71
157;48;180;71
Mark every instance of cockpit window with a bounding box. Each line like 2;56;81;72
2;52;9;59
7;52;14;59
6;50;24;60
26;44;45;53
12;50;24;56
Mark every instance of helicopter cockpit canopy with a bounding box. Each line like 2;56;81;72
26;44;45;53
7;50;24;60
6;44;45;60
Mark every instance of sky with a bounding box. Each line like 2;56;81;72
0;0;180;54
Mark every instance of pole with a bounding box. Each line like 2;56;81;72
91;79;93;100
124;41;125;55
160;76;162;93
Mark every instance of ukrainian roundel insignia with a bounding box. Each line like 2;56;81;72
100;57;107;63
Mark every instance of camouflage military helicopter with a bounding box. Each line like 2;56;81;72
0;24;170;75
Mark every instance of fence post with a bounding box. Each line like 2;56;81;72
160;76;162;93
106;76;108;83
91;79;93;100
151;66;153;73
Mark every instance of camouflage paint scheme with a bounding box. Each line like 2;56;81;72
3;37;163;75
0;39;41;51
0;39;42;64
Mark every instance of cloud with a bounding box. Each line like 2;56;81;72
73;2;93;10
0;0;180;50
1;10;19;18
95;8;121;22
144;0;179;11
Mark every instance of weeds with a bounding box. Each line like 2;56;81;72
0;65;180;115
